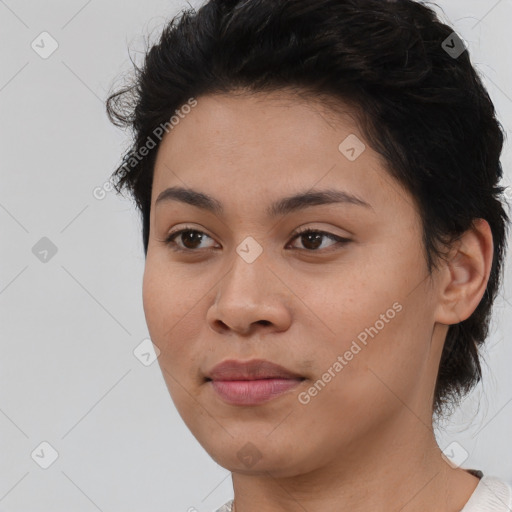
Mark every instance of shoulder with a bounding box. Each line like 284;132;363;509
461;475;512;511
214;479;512;512
214;499;234;512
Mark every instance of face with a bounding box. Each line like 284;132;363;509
142;91;445;477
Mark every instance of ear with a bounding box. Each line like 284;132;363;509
434;218;494;325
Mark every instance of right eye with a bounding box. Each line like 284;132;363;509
164;227;219;252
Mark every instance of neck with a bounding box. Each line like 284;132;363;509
229;412;479;512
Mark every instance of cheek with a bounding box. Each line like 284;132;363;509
142;263;203;418
142;262;169;344
142;258;209;382
307;264;402;350
142;260;190;358
303;247;433;405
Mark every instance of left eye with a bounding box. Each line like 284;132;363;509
287;228;350;251
163;227;350;252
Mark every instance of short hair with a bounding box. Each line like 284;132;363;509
105;0;510;418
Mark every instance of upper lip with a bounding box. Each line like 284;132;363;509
205;359;305;381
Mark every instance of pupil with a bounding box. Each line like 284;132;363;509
184;231;202;249
303;233;322;250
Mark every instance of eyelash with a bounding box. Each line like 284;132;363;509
163;226;351;253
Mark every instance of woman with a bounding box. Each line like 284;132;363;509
106;0;512;510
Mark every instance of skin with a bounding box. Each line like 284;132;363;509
142;91;493;512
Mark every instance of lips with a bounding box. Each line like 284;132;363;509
205;358;305;381
205;358;305;405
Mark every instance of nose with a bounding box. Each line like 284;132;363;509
206;251;293;336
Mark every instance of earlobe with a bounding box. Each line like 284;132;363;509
434;219;494;326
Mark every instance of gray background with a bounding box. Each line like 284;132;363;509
1;0;511;511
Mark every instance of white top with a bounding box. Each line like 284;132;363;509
214;475;512;512
460;476;512;511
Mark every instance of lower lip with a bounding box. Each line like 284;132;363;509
209;378;304;405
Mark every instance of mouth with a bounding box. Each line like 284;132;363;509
204;358;306;405
206;377;305;405
205;358;305;381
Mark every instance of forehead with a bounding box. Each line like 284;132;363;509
156;90;361;161
151;91;411;218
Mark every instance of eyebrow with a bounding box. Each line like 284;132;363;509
155;185;372;217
